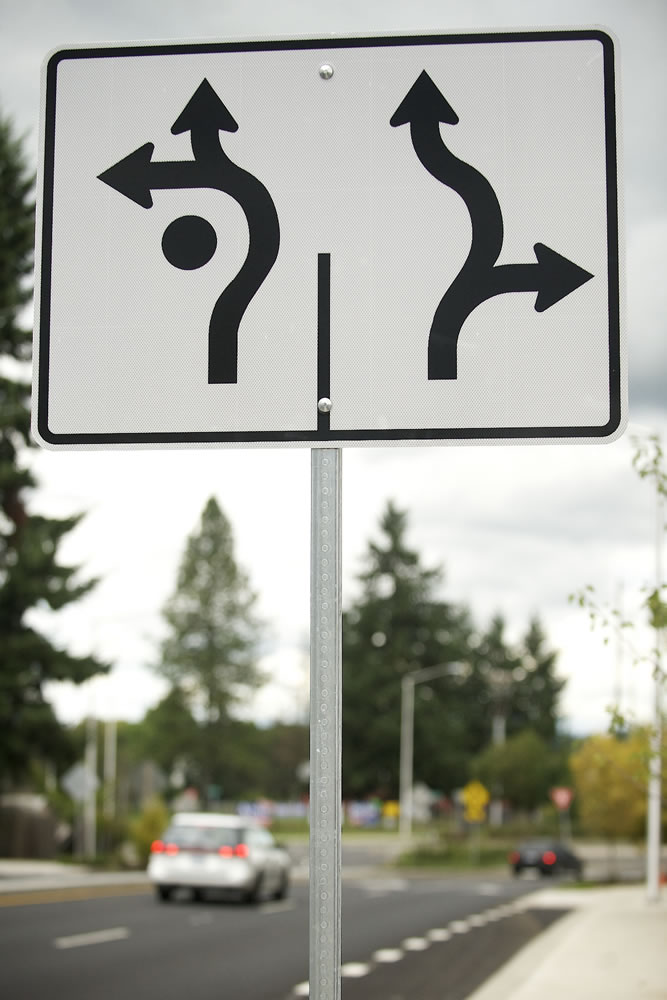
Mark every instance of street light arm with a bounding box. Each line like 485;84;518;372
406;661;464;685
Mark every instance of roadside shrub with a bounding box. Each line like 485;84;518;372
128;797;170;867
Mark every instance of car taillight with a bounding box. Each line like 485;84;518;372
151;840;165;853
165;843;180;856
508;851;520;864
542;850;557;866
218;843;249;858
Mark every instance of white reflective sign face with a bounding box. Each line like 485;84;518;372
33;30;624;448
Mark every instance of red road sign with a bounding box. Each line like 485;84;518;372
550;786;574;811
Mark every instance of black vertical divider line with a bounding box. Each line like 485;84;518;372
317;253;331;434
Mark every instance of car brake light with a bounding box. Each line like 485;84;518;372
165;843;180;856
151;840;165;854
217;844;249;858
542;850;557;866
508;851;520;864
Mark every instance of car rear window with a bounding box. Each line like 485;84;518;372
162;825;243;850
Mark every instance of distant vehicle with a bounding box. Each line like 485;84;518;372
147;812;291;903
508;840;583;878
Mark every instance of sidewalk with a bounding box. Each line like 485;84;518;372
0;859;149;893
466;883;667;1000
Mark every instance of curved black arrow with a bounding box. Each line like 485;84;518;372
391;71;593;380
98;78;280;384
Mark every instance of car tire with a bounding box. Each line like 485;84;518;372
156;885;173;902
243;874;264;904
273;872;289;901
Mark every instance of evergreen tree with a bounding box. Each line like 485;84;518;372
155;497;264;802
474;614;563;744
342;501;478;798
126;688;200;787
0;113;107;788
511;617;565;741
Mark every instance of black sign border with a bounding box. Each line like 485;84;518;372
36;29;622;447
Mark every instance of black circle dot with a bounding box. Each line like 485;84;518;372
162;215;217;270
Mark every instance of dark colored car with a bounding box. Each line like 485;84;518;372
508;840;583;878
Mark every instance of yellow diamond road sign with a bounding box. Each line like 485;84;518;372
462;780;490;822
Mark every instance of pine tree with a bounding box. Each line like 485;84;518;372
510;617;565;741
0;113;107;788
342;501;478;798
157;497;264;721
155;497;265;802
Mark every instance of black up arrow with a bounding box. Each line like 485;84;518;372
391;71;594;380
98;79;280;384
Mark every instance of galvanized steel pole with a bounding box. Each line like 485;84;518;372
309;448;342;1000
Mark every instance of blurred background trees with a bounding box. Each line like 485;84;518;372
0;112;107;791
151;496;266;807
342;501;564;802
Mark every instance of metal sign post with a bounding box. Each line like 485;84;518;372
309;448;342;1000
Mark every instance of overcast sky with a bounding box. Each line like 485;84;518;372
1;0;665;738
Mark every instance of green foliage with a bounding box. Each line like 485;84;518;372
129;796;170;867
157;497;264;722
569;729;666;841
122;689;309;806
471;729;568;811
342;502;563;800
569;432;666;729
148;497;270;805
0;112;107;788
125;688;199;782
342;501;477;798
396;838;509;869
632;433;667;500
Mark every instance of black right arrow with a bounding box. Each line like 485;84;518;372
391;71;594;380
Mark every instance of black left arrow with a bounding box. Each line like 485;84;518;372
98;79;280;385
392;71;594;380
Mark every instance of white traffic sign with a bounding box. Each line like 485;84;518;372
62;762;99;803
33;30;624;448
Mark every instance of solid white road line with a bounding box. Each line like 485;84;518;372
54;927;129;950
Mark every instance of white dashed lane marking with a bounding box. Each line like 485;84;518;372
54;927;129;950
341;962;372;978
449;919;471;933
427;928;452;942
287;891;534;997
402;936;430;951
373;948;404;963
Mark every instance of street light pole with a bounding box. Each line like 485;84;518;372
399;662;461;839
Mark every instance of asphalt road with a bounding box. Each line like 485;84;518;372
0;874;567;1000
